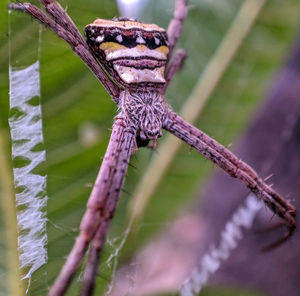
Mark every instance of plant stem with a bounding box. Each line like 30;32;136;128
0;126;25;296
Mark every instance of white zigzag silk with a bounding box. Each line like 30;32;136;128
181;193;262;296
9;61;48;282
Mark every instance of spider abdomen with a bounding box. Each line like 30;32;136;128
84;18;169;89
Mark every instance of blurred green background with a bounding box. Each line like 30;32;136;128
1;0;300;295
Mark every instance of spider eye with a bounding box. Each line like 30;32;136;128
154;37;160;46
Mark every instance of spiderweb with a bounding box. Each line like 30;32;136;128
5;0;291;295
6;1;250;295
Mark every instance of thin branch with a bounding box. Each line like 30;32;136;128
0;127;25;296
49;115;136;296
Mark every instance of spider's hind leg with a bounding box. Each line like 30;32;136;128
262;222;296;252
167;0;188;60
164;110;297;250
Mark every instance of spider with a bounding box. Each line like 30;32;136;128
9;1;296;295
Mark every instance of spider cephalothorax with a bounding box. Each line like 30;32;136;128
120;90;167;141
85;19;169;142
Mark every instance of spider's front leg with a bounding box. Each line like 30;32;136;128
163;110;296;249
167;0;188;63
163;49;187;93
162;0;188;93
49;114;136;296
9;1;120;101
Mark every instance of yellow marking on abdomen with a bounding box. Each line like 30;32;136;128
155;45;169;55
100;42;169;58
100;42;127;52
